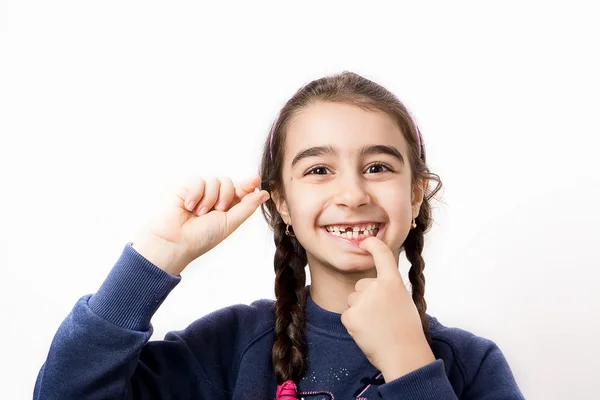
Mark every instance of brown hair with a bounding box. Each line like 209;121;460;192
258;71;443;385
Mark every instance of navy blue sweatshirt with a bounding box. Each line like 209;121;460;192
34;243;525;399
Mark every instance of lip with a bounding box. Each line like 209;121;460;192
321;221;382;228
321;223;385;250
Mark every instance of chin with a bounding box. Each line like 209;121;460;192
326;257;376;274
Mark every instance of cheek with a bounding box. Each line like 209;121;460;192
287;188;320;219
383;203;412;223
380;187;413;210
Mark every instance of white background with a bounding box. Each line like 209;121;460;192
1;1;599;399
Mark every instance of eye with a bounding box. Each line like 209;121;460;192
304;163;392;176
305;165;330;175
365;163;392;174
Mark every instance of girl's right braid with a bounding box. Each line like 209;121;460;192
271;221;307;396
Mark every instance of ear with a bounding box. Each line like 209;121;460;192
411;177;427;218
272;188;292;225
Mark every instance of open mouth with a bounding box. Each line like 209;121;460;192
321;222;384;245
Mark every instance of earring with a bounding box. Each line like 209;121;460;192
411;217;417;229
285;223;296;237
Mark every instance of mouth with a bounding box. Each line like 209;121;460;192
320;222;385;248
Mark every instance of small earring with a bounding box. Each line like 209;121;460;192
411;217;417;229
285;223;296;237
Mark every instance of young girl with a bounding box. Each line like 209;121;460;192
34;72;525;399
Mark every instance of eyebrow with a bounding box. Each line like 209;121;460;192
291;144;405;169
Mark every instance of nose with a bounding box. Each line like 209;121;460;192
332;173;371;209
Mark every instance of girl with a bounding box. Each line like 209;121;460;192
34;71;524;399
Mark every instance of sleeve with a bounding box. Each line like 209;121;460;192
377;338;526;399
460;339;526;400
33;243;236;400
377;359;458;399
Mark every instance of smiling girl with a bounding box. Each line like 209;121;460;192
34;71;524;399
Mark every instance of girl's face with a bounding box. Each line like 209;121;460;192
275;101;425;275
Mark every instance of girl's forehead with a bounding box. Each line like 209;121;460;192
286;102;407;155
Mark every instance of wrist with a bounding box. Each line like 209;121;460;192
380;344;436;383
132;233;190;276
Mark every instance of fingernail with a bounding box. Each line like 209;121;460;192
217;202;226;210
199;207;208;215
186;201;194;211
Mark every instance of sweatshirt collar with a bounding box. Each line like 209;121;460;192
304;285;353;338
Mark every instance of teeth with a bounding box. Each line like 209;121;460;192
325;223;380;238
325;223;379;232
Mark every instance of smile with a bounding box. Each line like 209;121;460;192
324;223;380;238
320;223;385;247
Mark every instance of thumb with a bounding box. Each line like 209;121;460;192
225;190;270;234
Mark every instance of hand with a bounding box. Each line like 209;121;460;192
340;236;436;382
132;175;269;275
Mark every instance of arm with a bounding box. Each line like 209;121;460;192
377;339;525;399
33;243;232;400
461;340;525;400
378;359;458;399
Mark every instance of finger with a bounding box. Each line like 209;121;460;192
215;177;235;211
355;277;376;292
196;177;220;216
234;176;262;202
358;236;402;281
340;308;357;333
225;189;270;234
182;177;206;212
347;291;361;307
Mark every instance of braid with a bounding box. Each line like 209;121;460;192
403;212;432;345
271;221;308;384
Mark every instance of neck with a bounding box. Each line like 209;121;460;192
308;262;377;314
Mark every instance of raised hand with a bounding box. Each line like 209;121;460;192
132;175;269;276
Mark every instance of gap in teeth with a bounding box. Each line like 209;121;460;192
325;223;380;238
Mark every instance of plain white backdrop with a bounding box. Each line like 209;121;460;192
1;1;599;399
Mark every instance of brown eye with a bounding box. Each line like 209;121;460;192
306;166;330;175
366;163;392;174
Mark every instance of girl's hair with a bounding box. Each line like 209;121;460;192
258;71;443;385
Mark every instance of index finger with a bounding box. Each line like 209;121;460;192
358;236;402;281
